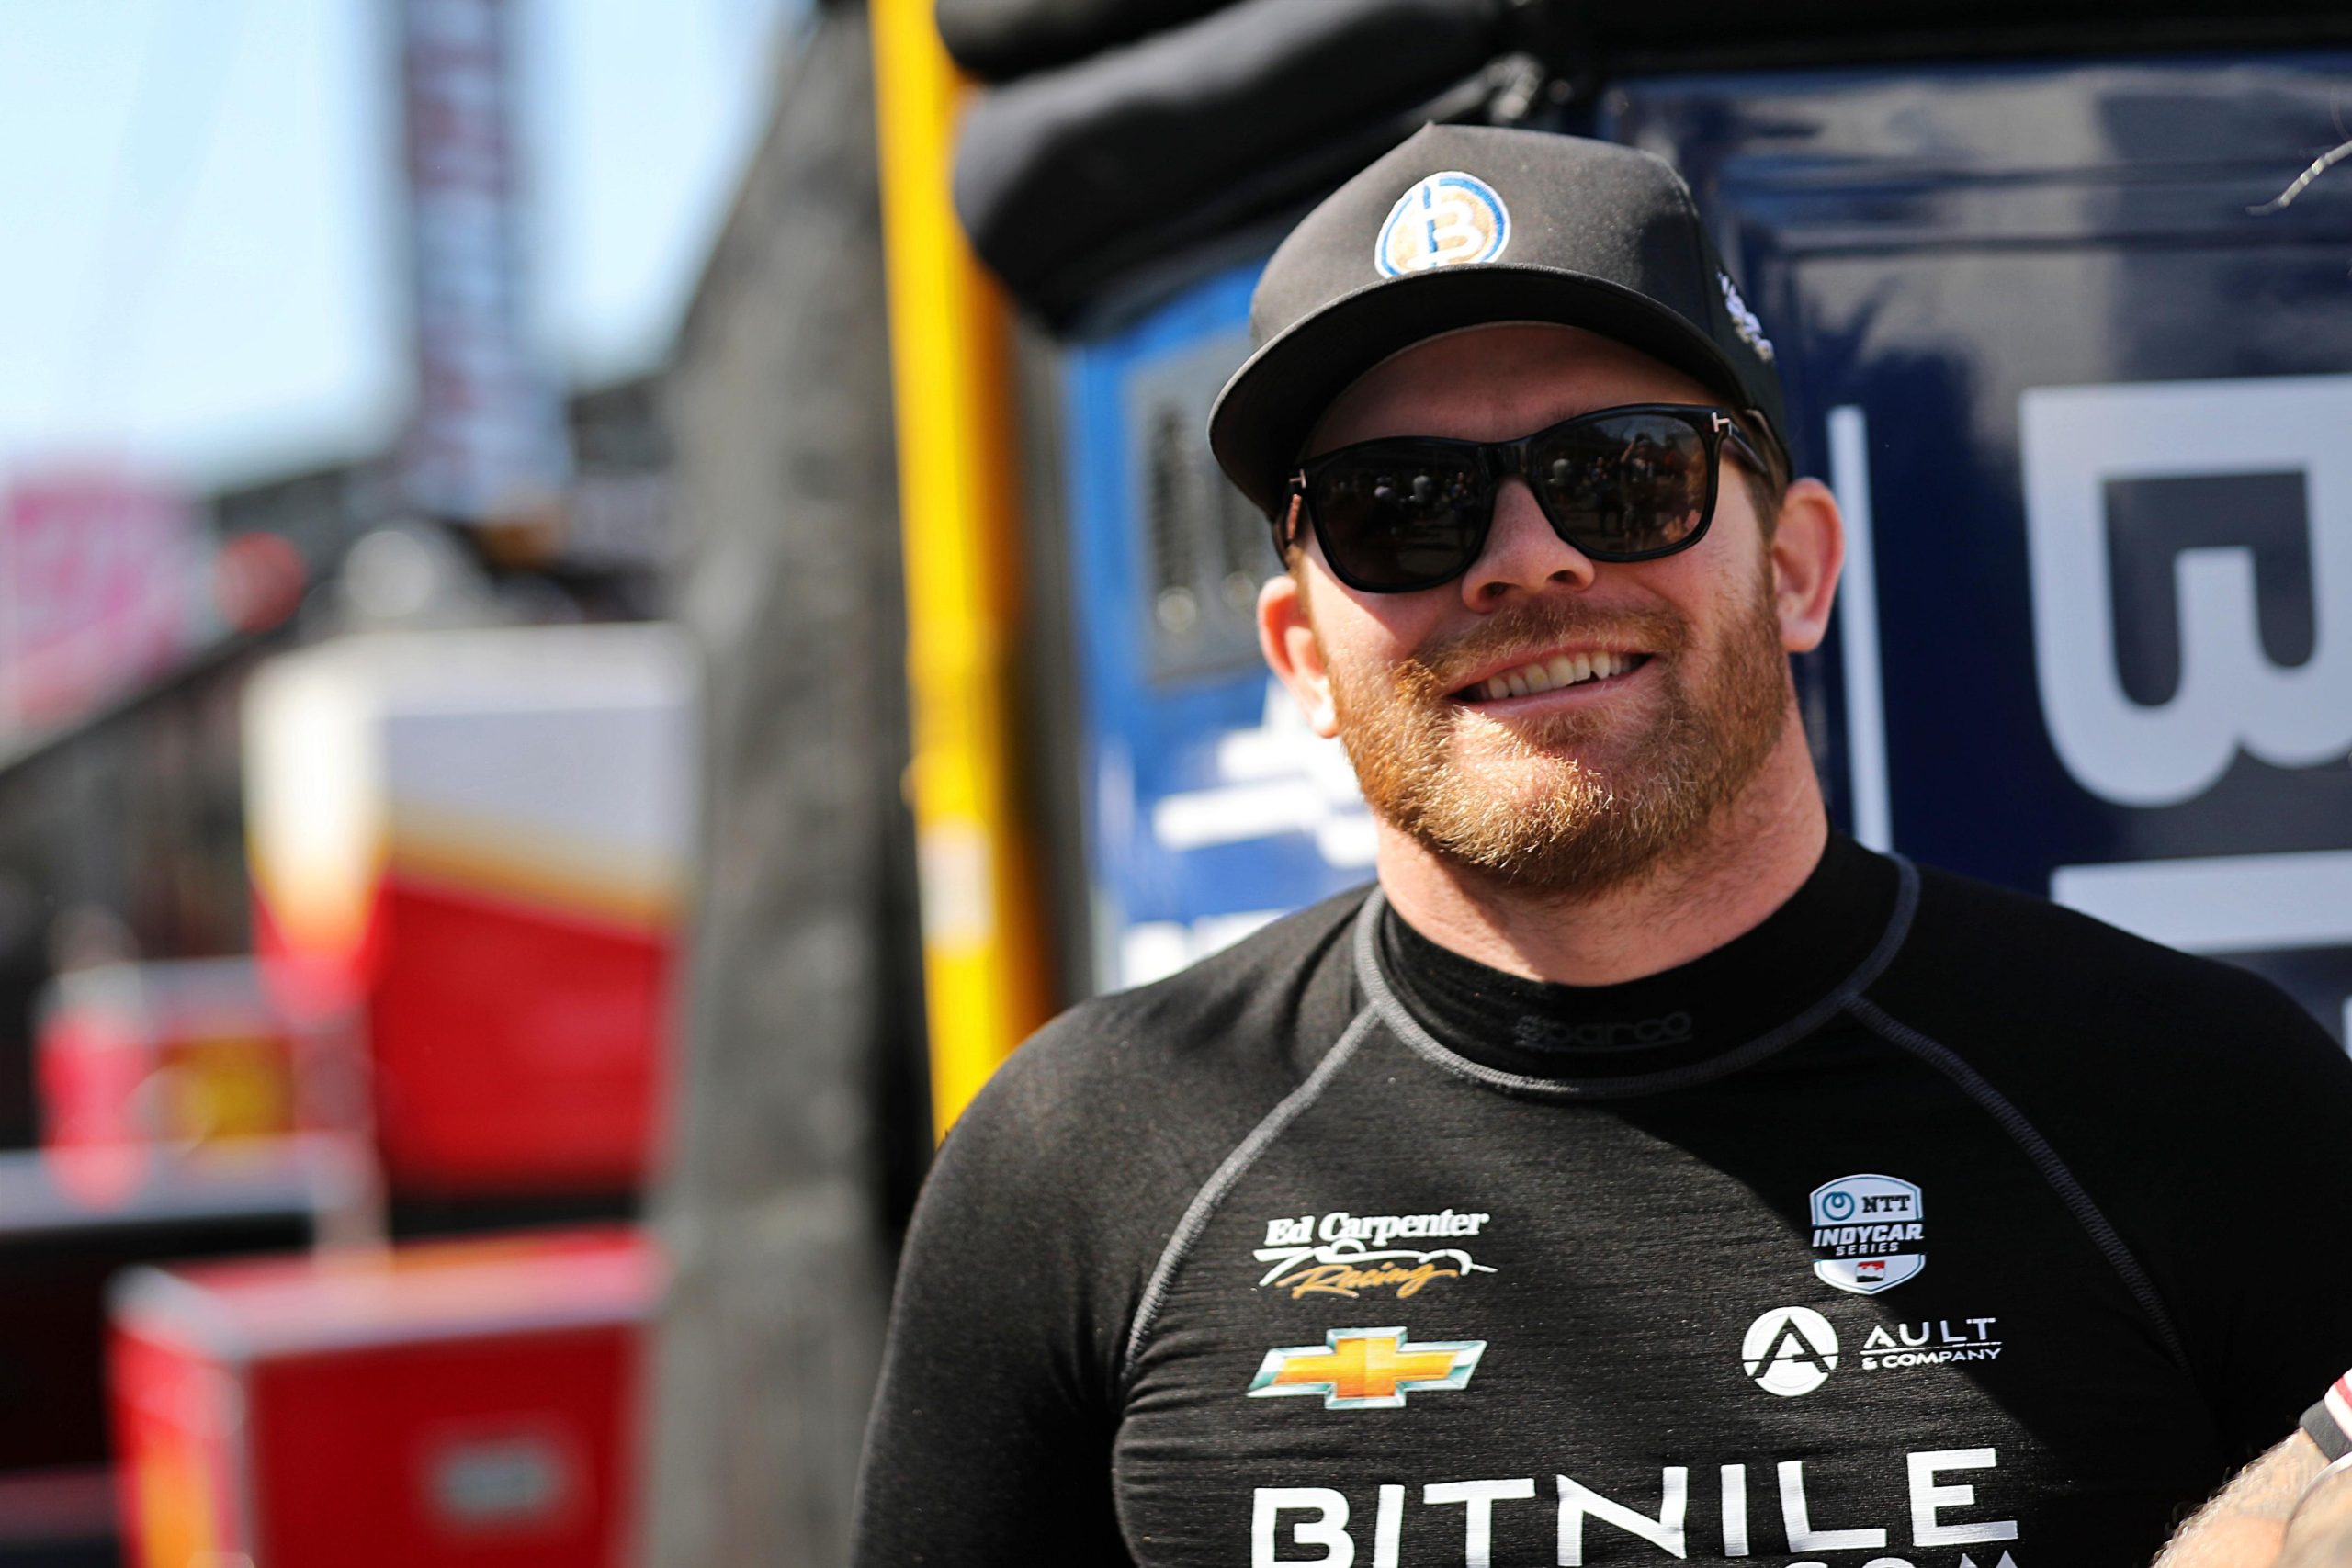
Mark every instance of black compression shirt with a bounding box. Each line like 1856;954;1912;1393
853;838;2352;1567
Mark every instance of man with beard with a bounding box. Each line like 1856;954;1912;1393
852;127;2352;1568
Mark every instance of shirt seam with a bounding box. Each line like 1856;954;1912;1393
1118;1005;1379;1391
1358;855;1920;1099
1842;992;2192;1373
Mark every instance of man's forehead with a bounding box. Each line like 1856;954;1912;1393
1303;321;1719;455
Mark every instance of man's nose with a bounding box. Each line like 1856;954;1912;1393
1460;478;1597;607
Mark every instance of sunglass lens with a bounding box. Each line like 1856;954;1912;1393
1531;412;1711;558
1310;450;1487;591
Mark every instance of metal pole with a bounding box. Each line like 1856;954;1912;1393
870;0;1055;1134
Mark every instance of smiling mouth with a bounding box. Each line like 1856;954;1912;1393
1452;649;1652;705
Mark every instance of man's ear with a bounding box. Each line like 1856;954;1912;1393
1769;478;1846;655
1259;567;1340;739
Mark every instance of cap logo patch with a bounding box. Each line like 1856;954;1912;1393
1376;171;1510;277
1718;271;1776;363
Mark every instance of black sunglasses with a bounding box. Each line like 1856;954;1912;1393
1280;403;1769;594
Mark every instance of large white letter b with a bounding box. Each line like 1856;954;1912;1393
2020;375;2352;806
1253;1487;1353;1567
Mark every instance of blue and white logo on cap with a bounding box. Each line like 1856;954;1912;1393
1376;171;1510;277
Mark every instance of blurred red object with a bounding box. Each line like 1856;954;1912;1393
0;1136;367;1561
109;1226;656;1568
242;626;695;1197
36;960;365;1188
211;530;308;633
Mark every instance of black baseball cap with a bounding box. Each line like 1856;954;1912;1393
1206;124;1791;519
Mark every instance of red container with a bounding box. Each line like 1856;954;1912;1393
242;627;696;1197
0;1136;364;1562
38;959;362;1156
108;1227;658;1568
251;877;673;1194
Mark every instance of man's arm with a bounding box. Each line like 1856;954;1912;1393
2278;1376;2352;1568
2158;1375;2352;1567
851;1069;1136;1568
851;1011;1184;1567
2154;1433;2326;1567
2277;1457;2352;1568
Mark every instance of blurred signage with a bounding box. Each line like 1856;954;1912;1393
0;471;198;733
395;0;571;525
1610;53;2352;1043
1059;266;1374;991
563;468;671;569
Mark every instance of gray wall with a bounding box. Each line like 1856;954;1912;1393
643;6;922;1561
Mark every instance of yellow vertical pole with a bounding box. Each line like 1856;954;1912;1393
870;0;1054;1136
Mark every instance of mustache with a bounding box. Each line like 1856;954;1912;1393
1402;602;1691;693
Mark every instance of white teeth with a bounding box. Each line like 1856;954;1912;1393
1475;651;1639;700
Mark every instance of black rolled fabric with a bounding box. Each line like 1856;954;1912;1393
937;0;1239;83
953;0;1513;327
936;0;2352;85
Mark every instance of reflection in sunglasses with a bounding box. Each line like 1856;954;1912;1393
1293;404;1747;590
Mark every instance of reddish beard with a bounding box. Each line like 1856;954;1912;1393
1326;572;1791;894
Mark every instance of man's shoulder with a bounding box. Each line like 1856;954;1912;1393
1080;880;1372;1025
1902;859;2295;1006
954;884;1374;1151
1885;858;2341;1081
1881;863;2352;1346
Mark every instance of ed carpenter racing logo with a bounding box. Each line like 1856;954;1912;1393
1254;1208;1499;1301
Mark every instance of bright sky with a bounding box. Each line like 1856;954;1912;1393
0;0;797;492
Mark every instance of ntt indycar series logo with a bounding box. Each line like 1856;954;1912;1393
1811;1173;1926;1294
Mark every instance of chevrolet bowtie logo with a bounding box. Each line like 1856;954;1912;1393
1247;1326;1487;1410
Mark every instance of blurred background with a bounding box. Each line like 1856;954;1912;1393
3;0;2351;1562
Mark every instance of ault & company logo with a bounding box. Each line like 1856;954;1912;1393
1742;1306;1840;1397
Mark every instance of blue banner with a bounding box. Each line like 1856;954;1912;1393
1059;266;1374;989
1611;53;2352;1043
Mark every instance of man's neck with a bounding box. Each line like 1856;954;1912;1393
1371;731;1832;987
